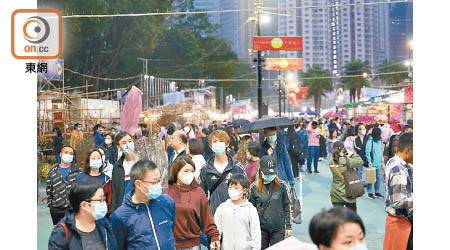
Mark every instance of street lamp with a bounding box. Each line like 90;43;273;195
287;72;294;80
362;72;368;79
260;15;270;24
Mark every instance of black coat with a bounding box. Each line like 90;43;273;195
354;135;369;167
111;156;126;214
199;155;247;214
249;180;292;231
105;144;118;165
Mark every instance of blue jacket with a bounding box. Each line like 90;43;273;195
277;130;290;149
297;130;309;150
111;191;176;250
94;131;105;148
260;140;295;185
365;136;383;168
48;211;118;250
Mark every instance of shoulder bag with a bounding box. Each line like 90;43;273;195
332;157;365;199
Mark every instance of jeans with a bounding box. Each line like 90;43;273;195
332;202;357;213
261;228;285;249
55;153;61;164
307;146;320;172
358;166;366;184
366;168;382;193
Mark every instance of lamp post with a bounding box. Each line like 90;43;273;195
256;1;262;118
407;40;413;83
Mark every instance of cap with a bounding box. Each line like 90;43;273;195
260;155;277;175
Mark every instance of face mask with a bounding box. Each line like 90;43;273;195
77;127;82;131
146;182;162;200
105;139;112;145
122;142;135;154
89;202;108;220
361;130;366;135
262;173;276;182
90;159;102;170
228;188;242;201
349;242;369;250
212;142;226;155
61;154;73;164
180;173;195;185
247;155;252;161
268;135;277;143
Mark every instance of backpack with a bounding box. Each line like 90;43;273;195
287;127;303;157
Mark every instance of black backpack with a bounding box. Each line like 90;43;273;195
287;127;303;158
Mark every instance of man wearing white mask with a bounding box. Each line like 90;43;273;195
199;130;247;214
46;145;83;225
112;159;176;250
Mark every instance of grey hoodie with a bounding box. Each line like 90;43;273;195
214;199;261;250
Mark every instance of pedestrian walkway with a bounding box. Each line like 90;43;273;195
37;159;386;249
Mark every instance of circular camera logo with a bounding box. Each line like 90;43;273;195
23;16;50;44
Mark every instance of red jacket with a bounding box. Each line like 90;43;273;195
167;184;220;248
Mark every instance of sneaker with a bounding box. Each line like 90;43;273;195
368;193;375;199
375;193;384;199
314;170;320;173
307;170;313;174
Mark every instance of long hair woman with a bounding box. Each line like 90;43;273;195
248;155;292;249
167;156;220;250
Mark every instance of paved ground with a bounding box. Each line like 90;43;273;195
37;159;386;249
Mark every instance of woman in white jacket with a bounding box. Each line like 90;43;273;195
214;174;261;250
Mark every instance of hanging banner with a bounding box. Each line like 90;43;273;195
230;104;247;113
40;59;63;80
404;87;413;103
285;86;308;107
265;58;303;70
253;36;303;51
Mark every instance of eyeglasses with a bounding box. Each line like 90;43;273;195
140;180;160;186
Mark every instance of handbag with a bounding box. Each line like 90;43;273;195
332;157;365;199
290;187;302;224
365;167;376;184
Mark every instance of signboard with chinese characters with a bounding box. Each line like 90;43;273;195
253;36;303;51
265;58;303;70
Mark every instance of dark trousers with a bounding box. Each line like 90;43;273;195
332;202;357;213
289;152;299;178
261;228;285;249
50;207;67;225
307;146;320;172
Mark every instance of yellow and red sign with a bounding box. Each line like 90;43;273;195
266;58;303;70
253;36;303;51
285;86;308;107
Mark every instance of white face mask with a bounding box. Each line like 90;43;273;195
180;173;195;185
105;139;112;145
361;130;366;136
228;188;242;201
348;242;369;250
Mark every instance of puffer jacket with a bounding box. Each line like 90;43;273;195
248;180;292;232
48;211;118;250
111;191;176;250
214;199;261;250
46;164;83;209
199;155;247;214
329;154;364;204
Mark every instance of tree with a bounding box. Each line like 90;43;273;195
302;66;333;117
378;60;408;85
341;60;371;103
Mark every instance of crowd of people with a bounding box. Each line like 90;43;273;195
45;117;413;250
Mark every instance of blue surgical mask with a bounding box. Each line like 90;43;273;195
61;154;73;164
146;183;162;200
262;173;276;182
212;142;226;155
89;202;108;220
268;135;277;143
247;155;252;161
349;242;368;250
122;142;135;154
90;159;103;170
77;127;82;131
